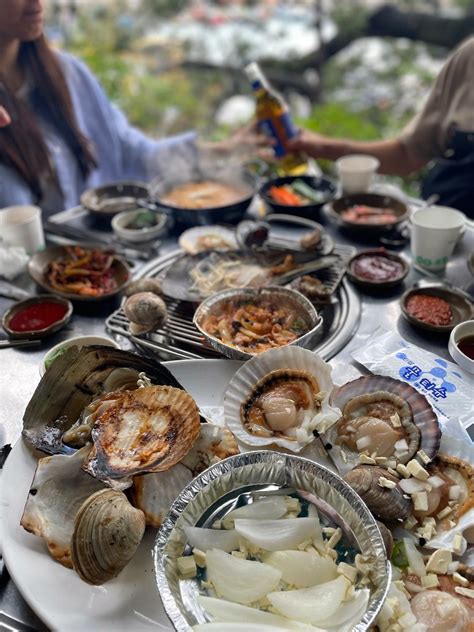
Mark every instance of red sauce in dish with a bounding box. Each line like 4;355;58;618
352;255;404;281
457;335;474;360
8;302;68;332
406;294;452;326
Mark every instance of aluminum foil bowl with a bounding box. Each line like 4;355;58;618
193;286;323;360
154;451;391;632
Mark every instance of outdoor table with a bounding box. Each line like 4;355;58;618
0;203;472;630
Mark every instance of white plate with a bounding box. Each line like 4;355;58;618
0;359;241;631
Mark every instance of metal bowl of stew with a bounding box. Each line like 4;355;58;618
80;181;150;218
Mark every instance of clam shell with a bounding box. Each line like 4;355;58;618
22;346;184;455
343;465;412;522
179;225;237;255
123;292;167;334
224;346;340;451
324;375;441;475
20;447;105;568
123;277;162;297
71;489;145;585
82;385;200;483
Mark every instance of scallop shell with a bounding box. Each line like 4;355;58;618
82;385;200;484
123;292;167;335
71;489;145;585
324;375;441;475
179;225;237;255
224;346;340;452
20;447;105;568
181;423;239;475
344;465;412;522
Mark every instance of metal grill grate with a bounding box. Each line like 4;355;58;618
106;245;360;361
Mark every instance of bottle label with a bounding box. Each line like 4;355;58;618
258;112;298;158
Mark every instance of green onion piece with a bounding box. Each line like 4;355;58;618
291;180;326;203
391;540;409;568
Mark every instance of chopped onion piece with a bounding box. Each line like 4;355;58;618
316;588;370;629
184;527;239;552
356;437;371;451
267;576;349;624
403;538;426;577
427;475;445;489
198;596;325;630
262;550;337;587
193;624;324;632
234;518;320;551
206;549;281;604
226;497;288;522
399;478;428;494
448;485;461;501
394;439;409;451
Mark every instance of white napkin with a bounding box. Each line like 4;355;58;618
0;242;29;280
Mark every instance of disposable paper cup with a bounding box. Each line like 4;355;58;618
411;206;465;272
335;154;380;194
0;205;45;254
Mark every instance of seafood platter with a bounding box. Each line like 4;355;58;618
2;340;473;631
106;219;361;362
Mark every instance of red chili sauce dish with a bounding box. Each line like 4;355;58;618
457;335;474;360
8;301;68;333
406;294;452;327
351;253;405;283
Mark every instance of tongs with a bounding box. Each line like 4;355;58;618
274;255;340;285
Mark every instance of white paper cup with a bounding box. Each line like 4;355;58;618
335;154;380;194
0;205;45;254
411;206;465;272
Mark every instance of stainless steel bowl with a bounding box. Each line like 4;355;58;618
193;285;323;360
153;450;391;632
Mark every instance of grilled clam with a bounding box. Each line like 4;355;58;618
71;489;145;585
82;385;200;485
123;277;162;297
324;375;440;474
123;291;167;335
22;346;183;455
131;423;239;527
20;447;105;568
344;465;412;522
224;346;340;452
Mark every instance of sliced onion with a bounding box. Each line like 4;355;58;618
234;519;319;552
403;538;426;577
184;527;239;552
206;549;281;604
198;596;325;630
226;497;288;522
307;505;323;543
316;588;370;629
427;475;445;489
267;576;348;624
262;550;337;587
193;624;322;632
399;478;429;494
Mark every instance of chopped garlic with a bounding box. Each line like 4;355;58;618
453;572;469;587
231;550;246;559
192;548;207;568
355;554;371;575
448;520;456;529
396;464;410;479
387;467;399;477
454;587;474;599
421;573;439;588
284;496;301;513
386;459;397;469
177;556;197;579
390;413;401;427
325;547;338;561
375;456;388;464
404;515;418;530
211;520;222;530
326;527;342;549
322;527;337;537
337;562;357;583
426;549;452;574
394;439;409;452
436;506;453;520
452;533;467;556
407;460;430;481
417;450;431;465
378;476;397;489
359;454;376;465
412;491;428;511
393;580;411;600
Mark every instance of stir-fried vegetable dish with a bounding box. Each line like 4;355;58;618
269;180;326;206
46;246;118;297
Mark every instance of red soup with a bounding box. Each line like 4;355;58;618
8;301;68;332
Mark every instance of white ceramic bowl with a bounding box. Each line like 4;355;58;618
111;209;167;243
448;320;474;374
40;335;120;376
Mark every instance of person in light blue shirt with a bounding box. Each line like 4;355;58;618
0;0;239;217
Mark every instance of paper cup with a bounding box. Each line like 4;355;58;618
411;206;465;272
0;205;45;254
335;154;380;194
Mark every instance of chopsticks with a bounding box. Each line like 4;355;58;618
0;339;42;349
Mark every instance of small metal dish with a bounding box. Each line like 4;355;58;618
260;174;336;220
401;286;473;333
153;450;391;632
80;181;149;217
347;249;409;289
2;294;73;340
328;193;409;235
28;245;130;302
193;286;323;360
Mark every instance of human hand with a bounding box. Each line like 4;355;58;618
0;106;12;128
287;129;329;159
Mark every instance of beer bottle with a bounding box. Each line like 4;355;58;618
244;62;307;175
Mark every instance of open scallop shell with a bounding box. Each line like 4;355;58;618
323;375;441;475
179;226;237;255
224;346;340;452
20;446;105;568
82;385;200;485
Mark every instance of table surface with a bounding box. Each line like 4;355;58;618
1;200;473;630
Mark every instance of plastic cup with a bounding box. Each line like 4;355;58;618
335;155;380;194
0;205;45;254
411;206;465;272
